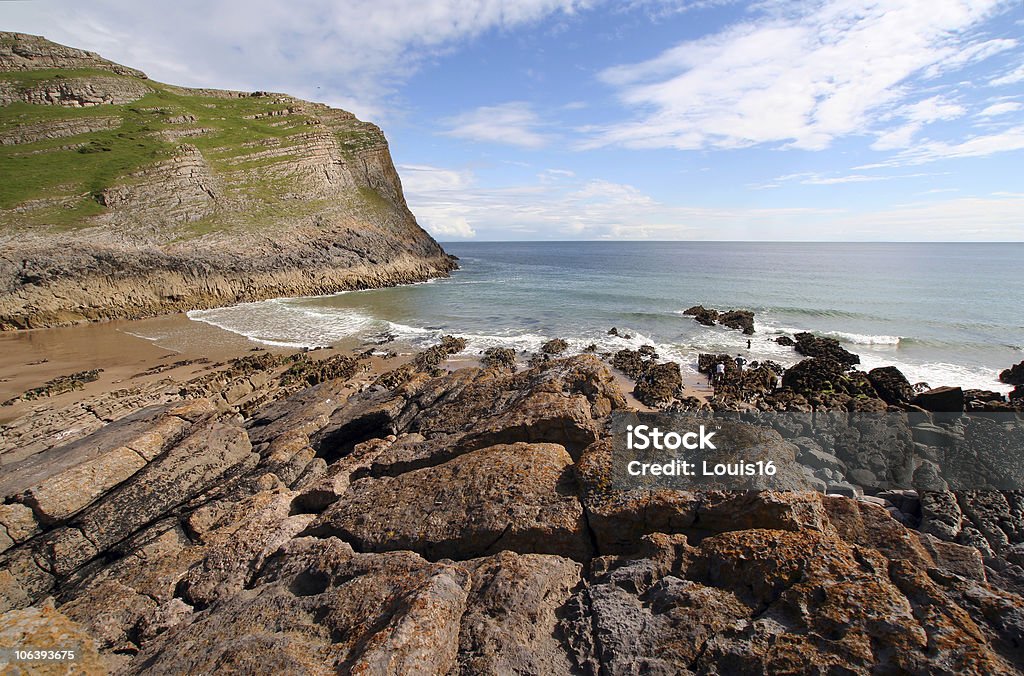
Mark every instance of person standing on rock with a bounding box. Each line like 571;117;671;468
735;354;746;372
715;361;726;386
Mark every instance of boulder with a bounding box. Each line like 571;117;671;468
455;552;581;675
775;335;795;347
125;538;470;675
793;332;860;367
913;386;965;413
413;335;467;371
868;365;914;405
633;361;682;407
540;338;568;355
718;309;755;334
305;443;591;561
683;305;719;326
480;347;516;371
1000;360;1024;386
782;357;847;396
576;439;824;554
611;349;649;380
698;353;737;377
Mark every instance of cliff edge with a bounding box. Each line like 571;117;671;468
0;32;456;330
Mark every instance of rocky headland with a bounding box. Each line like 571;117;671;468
0;33;456;330
2;332;1024;674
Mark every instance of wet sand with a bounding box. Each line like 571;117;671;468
1;312;713;429
0;314;302;425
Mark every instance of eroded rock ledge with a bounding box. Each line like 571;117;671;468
1;351;1023;674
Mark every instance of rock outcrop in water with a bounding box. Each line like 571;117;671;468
683;305;755;334
1002;361;1024;386
2;344;1024;673
0;33;456;329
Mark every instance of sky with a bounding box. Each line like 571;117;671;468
4;0;1024;241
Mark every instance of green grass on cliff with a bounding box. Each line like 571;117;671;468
0;67;386;232
0;100;173;210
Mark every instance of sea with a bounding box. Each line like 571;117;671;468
185;242;1024;393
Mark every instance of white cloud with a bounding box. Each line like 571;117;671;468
755;170;942;188
978;101;1023;117
990;64;1024;86
862;126;1024;166
3;0;597;120
869;95;966;149
586;0;1015;151
397;164;473;193
439;102;551;148
396;164;479;238
829;195;1024;239
427;216;477;238
871;123;924;151
399;164;1024;240
899;96;967;124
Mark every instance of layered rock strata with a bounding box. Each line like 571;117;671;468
1;347;1023;674
0;33;455;329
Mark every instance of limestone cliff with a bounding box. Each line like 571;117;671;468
0;32;456;329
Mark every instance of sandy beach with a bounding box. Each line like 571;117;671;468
2;310;714;427
0;314;270;425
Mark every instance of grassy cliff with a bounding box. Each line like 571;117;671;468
0;32;455;329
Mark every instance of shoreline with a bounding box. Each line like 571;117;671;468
1;301;1011;430
0;311;719;452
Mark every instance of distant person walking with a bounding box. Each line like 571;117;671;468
747;339;751;349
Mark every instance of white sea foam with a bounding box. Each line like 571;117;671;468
857;354;1010;393
187;300;374;348
822;330;901;346
182;295;1011;394
121;330;169;342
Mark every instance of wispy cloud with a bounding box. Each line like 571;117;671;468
3;0;599;120
753;170;942;188
585;0;1015;151
400;164;1024;240
990;64;1024;86
440;102;552;148
859;126;1024;167
978;101;1023;117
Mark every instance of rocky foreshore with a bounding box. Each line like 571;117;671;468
2;335;1024;674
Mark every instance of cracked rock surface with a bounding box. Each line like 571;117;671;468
1;354;1024;674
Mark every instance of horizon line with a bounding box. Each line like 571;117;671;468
436;239;1024;244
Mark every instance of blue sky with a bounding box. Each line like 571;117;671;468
5;0;1024;240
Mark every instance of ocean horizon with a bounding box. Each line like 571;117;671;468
186;241;1024;393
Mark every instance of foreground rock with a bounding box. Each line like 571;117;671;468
306;442;591;561
2;349;1024;673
